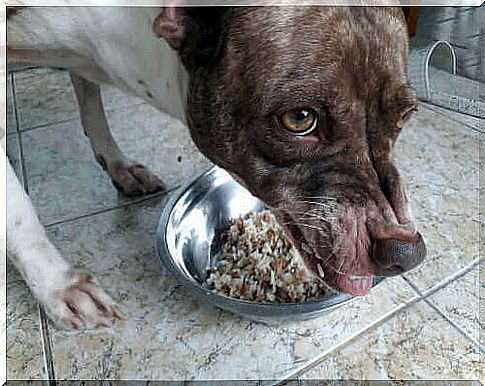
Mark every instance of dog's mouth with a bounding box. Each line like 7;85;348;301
276;211;374;296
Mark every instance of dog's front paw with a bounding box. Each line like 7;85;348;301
108;160;165;197
38;271;125;330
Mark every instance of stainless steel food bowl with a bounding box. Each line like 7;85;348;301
156;166;384;322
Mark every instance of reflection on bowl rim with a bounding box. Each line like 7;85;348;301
156;166;385;320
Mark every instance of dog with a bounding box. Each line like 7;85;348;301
5;6;426;329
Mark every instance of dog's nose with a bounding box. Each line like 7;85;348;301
373;231;426;276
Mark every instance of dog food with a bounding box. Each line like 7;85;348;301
204;210;332;303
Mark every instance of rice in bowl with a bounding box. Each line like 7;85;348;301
204;210;336;303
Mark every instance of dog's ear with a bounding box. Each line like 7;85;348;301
153;7;228;68
153;8;189;50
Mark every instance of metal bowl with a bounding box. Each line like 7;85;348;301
156;166;384;322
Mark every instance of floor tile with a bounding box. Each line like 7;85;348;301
6;261;46;380
14;68;147;131
42;196;417;381
21;103;210;225
6;75;17;134
14;68;79;130
426;263;480;344
394;104;479;291
300;300;480;380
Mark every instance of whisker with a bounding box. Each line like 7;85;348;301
287;222;329;233
277;219;335;237
284;210;324;218
299;201;337;209
284;209;336;224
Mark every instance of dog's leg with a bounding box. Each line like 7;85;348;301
70;73;165;197
6;150;124;329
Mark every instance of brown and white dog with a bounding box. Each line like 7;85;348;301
5;6;426;329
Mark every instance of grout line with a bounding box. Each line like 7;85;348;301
273;294;422;385
277;258;482;384
6;73;18;135
20;117;82;134
14;66;145;134
38;307;57;386
403;261;483;353
44;189;170;229
17;99;145;134
11;73;30;195
416;257;481;299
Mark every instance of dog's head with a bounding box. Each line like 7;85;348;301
154;6;426;295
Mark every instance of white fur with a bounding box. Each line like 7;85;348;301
6;147;126;328
8;7;188;123
6;7;188;329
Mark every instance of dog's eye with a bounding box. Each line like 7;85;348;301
280;108;318;135
397;106;418;128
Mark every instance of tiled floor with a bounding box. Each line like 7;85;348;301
5;68;482;383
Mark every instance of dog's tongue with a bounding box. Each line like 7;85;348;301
336;275;373;296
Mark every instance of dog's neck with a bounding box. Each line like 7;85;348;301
148;41;189;125
97;8;190;125
116;7;190;125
